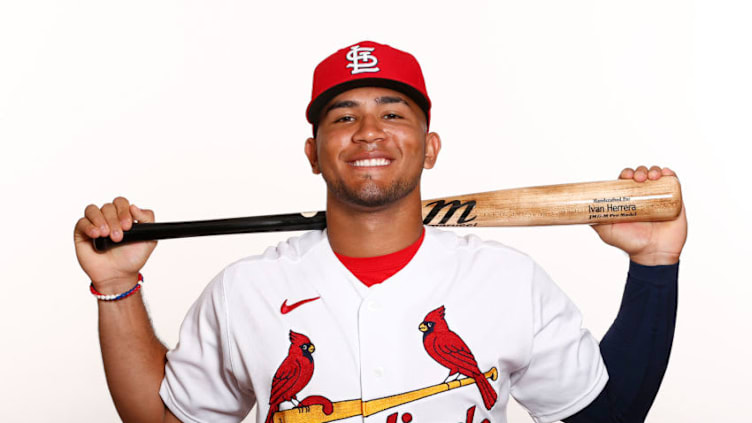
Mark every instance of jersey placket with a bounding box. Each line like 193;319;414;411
352;237;436;422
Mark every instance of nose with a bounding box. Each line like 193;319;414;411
352;114;385;144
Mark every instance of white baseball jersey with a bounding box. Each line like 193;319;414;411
159;227;607;423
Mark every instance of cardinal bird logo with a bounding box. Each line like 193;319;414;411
265;330;316;423
419;306;498;410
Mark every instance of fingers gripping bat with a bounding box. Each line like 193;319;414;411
93;176;682;251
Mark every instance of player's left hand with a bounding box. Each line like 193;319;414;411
591;166;687;266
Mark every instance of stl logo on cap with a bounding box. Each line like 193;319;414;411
345;45;380;74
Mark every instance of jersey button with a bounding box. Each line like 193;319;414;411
366;300;381;312
374;367;385;377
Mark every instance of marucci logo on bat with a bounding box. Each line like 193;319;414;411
422;199;478;226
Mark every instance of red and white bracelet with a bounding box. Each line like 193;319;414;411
90;273;144;301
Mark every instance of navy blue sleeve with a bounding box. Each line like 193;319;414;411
562;261;679;422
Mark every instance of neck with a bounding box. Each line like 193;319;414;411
325;187;424;257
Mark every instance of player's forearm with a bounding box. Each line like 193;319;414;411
98;290;169;423
564;261;678;422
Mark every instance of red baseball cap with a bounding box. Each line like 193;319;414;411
306;41;431;134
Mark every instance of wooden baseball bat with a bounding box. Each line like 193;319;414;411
93;176;681;251
273;367;499;423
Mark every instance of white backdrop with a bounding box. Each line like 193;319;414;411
1;1;750;421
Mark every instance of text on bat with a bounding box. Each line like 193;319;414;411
588;204;637;213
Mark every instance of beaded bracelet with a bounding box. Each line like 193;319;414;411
90;273;144;301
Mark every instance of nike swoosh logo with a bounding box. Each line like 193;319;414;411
280;296;321;315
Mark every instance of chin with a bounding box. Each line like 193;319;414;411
328;177;420;208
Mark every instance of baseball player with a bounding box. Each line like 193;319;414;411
74;41;686;423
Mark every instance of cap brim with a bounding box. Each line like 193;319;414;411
306;78;431;126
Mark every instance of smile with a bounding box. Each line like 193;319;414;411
350;158;392;167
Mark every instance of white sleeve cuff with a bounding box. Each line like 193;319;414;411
530;365;609;423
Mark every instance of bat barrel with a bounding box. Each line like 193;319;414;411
421;176;682;227
272;367;500;423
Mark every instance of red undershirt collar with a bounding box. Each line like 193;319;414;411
333;228;425;287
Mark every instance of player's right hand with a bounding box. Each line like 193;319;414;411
74;197;158;293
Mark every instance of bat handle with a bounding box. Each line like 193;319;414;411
92;238;112;252
92;228;156;252
92;222;187;251
92;212;328;252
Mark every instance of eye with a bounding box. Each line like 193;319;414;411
383;113;402;120
334;115;355;123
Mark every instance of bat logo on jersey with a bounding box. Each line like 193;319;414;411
270;369;498;423
346;45;380;74
419;306;498;410
268;317;499;422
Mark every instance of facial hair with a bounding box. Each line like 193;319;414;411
323;172;421;208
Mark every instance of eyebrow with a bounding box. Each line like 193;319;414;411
375;96;409;106
324;100;358;115
323;96;410;115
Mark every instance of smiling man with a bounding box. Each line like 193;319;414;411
74;41;686;423
304;85;439;259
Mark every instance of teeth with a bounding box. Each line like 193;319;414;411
351;158;391;167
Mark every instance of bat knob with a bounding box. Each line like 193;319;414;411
92;237;114;252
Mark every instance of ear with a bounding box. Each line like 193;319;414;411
422;132;441;169
304;137;321;174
